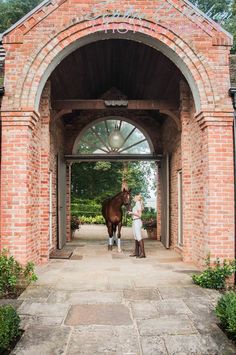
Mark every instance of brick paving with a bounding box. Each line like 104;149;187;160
9;225;236;354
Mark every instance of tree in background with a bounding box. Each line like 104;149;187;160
190;0;236;52
0;0;41;32
225;0;236;52
191;0;232;15
71;161;156;202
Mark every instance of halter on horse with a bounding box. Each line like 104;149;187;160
102;189;131;252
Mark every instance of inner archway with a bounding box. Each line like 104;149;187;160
72;117;154;156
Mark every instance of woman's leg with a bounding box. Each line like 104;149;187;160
135;220;145;258
138;239;146;258
130;222;139;256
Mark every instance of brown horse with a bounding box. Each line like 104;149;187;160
102;189;131;252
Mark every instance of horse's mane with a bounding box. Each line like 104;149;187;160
110;190;130;200
102;190;129;204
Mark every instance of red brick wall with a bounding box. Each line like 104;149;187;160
0;111;41;264
39;83;51;262
49;109;66;253
160;79;234;266
0;0;234;265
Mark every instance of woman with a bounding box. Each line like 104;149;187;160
128;194;146;258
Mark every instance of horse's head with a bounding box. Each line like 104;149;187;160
121;188;132;209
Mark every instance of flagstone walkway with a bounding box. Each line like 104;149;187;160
7;225;236;354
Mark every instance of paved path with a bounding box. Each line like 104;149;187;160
9;225;236;354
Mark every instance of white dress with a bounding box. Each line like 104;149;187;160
132;201;143;241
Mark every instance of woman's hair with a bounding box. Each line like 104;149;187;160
136;193;144;211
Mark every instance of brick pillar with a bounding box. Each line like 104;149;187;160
197;112;235;262
157;165;161;241
180;81;193;262
66;163;72;241
0;111;41;264
39;83;51;262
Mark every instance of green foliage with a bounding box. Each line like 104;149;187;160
0;249;37;297
190;0;236;53
142;208;157;230
0;305;20;352
215;291;236;338
71;201;101;215
71;162;155;202
79;215;105;225
191;0;232;16
192;256;236;290
0;0;41;33
71;215;80;230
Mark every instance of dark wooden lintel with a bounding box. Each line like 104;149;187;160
52;99;177;112
65;154;162;162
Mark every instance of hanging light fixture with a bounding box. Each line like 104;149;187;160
108;124;125;150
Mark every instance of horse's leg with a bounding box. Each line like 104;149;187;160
107;223;113;251
117;222;122;253
113;225;117;246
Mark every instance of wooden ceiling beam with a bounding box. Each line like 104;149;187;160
52;99;178;111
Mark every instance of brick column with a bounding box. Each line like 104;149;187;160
0;111;41;264
39;83;51;262
156;165;161;241
196;111;235;262
66;163;72;241
180;81;193;261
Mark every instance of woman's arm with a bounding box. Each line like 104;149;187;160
133;209;142;218
128;203;142;218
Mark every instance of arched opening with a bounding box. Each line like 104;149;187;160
72;117;154;156
0;2;234;270
47;37;185;256
27;29;209;113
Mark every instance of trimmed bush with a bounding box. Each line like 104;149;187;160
79;215;105;225
0;250;38;298
215;291;236;339
192;256;236;290
0;305;21;352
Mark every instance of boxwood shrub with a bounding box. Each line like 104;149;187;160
192;256;236;290
0;249;38;298
215;291;236;339
0;305;21;352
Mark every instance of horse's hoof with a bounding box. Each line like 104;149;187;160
118;248;122;253
113;240;117;246
108;245;112;251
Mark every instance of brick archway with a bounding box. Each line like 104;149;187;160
0;1;234;266
12;20;215;114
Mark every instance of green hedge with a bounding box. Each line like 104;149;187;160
215;291;236;339
71;200;157;223
71;204;101;214
0;305;21;352
71;199;102;218
79;215;105;224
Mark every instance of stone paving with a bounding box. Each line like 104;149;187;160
7;225;236;354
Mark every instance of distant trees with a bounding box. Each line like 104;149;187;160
0;0;41;32
190;0;236;51
191;0;232;15
71;162;156;201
